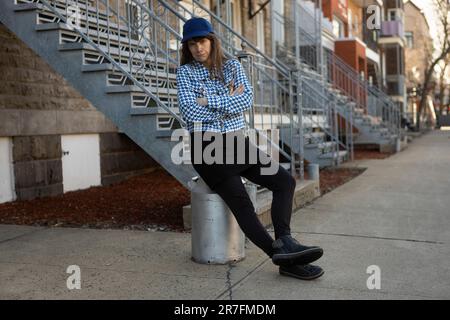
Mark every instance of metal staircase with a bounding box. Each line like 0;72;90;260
0;0;198;187
272;4;352;167
324;50;401;150
164;0;306;177
1;0;311;191
172;0;353;170
275;0;400;153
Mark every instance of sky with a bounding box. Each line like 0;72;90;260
409;0;450;77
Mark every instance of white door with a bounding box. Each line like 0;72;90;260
0;137;15;203
61;134;101;193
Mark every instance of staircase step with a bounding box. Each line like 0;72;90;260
59;43;172;67
280;162;291;171
16;1;112;23
305;143;320;149
81;63;178;88
97;85;177;115
129;106;179;116
14;2;40;11
33;2;119;26
35;22;141;48
80;63;177;79
105;85;178;96
302;107;327;113
318;141;335;149
319;150;347;159
304;132;326;138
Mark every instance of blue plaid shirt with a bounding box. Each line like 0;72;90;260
176;59;253;133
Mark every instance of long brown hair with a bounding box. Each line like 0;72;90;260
180;33;229;83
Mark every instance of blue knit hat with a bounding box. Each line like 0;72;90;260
181;17;214;43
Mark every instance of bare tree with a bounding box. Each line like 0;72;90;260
417;0;450;130
437;55;450;116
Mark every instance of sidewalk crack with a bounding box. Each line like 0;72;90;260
225;262;235;300
293;231;445;245
215;258;269;300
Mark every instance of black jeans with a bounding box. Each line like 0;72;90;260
212;161;296;258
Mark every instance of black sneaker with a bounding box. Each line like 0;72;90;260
271;235;323;266
279;264;324;280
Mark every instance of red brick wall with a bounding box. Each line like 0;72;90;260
323;0;348;22
335;40;367;77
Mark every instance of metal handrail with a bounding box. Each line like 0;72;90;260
301;73;354;161
163;0;292;76
301;78;351;151
137;0;306;166
272;5;351;158
321;40;401;135
292;22;401;137
36;0;186;126
125;0;306;157
162;0;303;177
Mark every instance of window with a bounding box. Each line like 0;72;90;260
332;16;345;38
405;31;413;48
273;0;285;48
387;81;399;95
387;9;402;21
348;9;352;37
231;1;242;35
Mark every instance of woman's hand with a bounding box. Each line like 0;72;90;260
196;83;244;106
196;97;208;106
230;84;244;96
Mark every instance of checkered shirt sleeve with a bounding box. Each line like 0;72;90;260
176;65;223;123
206;59;254;116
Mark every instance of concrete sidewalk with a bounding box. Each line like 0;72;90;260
1;130;449;299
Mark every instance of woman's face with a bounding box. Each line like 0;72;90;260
187;37;212;64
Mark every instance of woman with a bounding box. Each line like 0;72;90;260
176;17;324;280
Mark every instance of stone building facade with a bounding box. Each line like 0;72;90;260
0;23;160;203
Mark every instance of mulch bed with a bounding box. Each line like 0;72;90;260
0;150;386;232
353;149;391;160
318;167;366;195
0;169;190;232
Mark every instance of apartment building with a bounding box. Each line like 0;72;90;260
378;0;406;113
403;0;433;126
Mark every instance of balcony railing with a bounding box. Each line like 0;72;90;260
380;20;404;38
386;75;406;96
